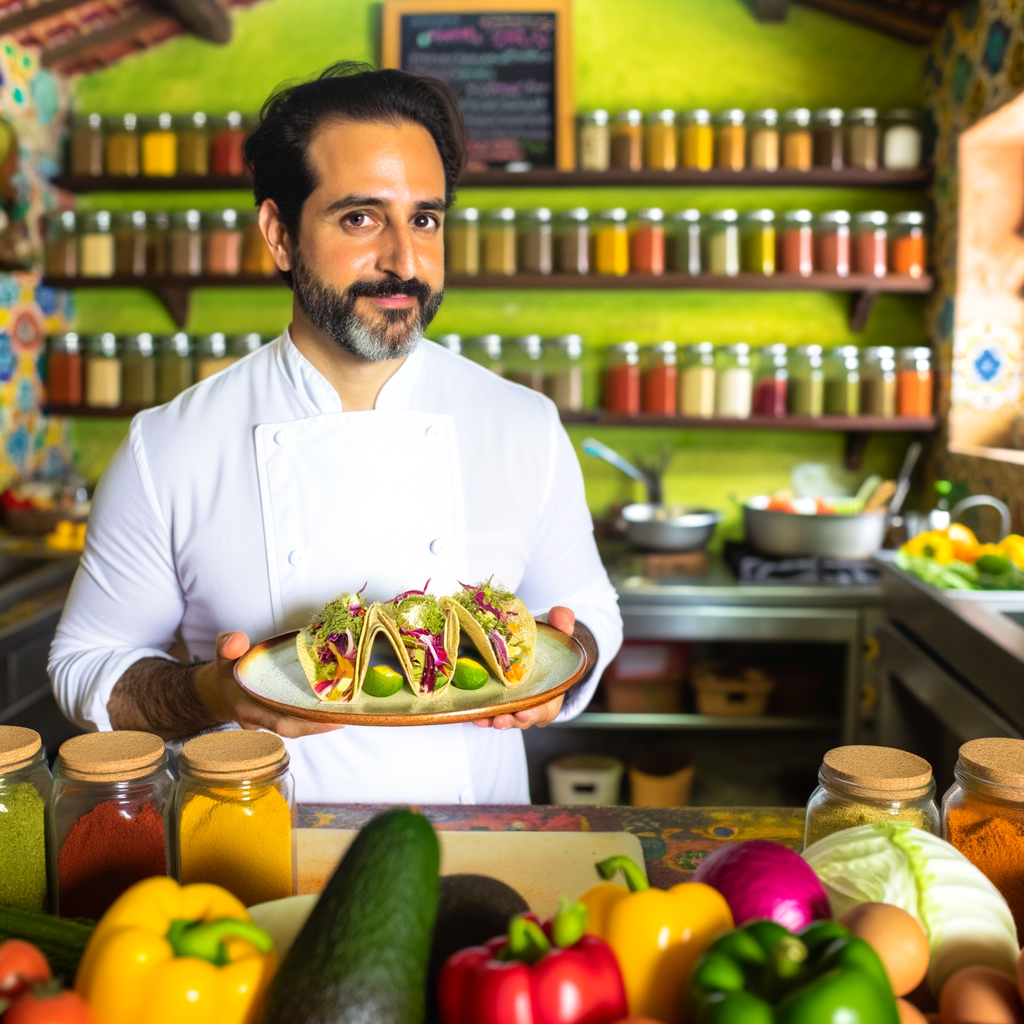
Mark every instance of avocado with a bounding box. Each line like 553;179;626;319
425;874;529;1023
260;808;440;1024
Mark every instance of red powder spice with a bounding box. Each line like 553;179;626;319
57;799;167;919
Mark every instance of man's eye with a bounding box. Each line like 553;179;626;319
348;213;368;226
415;214;437;228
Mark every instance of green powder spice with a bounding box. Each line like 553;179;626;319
0;782;47;911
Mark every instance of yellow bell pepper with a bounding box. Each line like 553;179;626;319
75;876;276;1024
999;534;1024;569
947;522;981;563
901;529;955;563
580;856;733;1024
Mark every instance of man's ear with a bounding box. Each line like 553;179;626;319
258;198;293;272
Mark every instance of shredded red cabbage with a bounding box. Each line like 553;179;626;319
489;629;510;670
392;580;431;603
474;590;514;623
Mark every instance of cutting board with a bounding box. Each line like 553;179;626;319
297;828;646;918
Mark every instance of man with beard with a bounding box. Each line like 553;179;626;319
48;64;623;805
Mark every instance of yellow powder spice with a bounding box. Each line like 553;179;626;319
179;784;292;906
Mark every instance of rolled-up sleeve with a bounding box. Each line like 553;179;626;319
517;403;622;720
49;416;181;731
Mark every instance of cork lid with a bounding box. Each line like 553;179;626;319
958;737;1024;787
59;731;165;782
0;726;41;770
180;730;287;781
822;745;933;791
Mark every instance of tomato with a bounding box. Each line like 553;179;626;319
4;987;94;1024
0;940;50;1000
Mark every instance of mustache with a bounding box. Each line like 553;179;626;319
345;276;434;307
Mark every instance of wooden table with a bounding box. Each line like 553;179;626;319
298;804;804;890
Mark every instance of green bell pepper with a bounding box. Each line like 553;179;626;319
689;919;899;1024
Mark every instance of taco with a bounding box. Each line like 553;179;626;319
296;589;382;703
441;579;537;687
379;582;459;698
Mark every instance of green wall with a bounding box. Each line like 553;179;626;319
69;0;928;537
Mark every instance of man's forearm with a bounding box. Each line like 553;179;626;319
107;657;218;739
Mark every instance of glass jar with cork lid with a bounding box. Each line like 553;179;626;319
172;730;295;907
49;731;172;919
0;726;52;912
804;745;939;849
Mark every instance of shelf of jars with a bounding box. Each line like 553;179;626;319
558;411;937;431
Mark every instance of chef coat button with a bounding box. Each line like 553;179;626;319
429;538;444;556
274;428;292;446
425;424;438;437
288;549;305;567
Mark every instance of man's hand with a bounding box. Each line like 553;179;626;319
472;606;574;731
194;630;343;738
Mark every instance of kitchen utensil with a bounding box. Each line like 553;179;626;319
951;494;1012;538
888;441;923;521
234;621;586;725
863;480;897;514
582;436;660;502
744;496;887;558
621;502;722;551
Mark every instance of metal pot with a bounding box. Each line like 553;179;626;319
622;503;722;551
744;498;887;559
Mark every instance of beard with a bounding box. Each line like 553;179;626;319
290;247;444;362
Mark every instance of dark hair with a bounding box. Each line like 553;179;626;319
244;61;465;269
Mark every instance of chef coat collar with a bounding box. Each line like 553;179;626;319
279;326;427;415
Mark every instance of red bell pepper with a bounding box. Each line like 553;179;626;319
437;900;627;1024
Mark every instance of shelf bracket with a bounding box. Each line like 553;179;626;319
844;431;870;471
848;291;877;332
152;284;191;328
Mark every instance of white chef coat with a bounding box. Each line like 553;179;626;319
49;330;623;804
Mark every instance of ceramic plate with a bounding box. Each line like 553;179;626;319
234;622;587;726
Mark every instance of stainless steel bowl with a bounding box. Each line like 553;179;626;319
621;503;722;551
743;498;886;559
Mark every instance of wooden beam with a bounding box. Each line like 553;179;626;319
151;0;231;43
39;7;174;67
793;0;940;43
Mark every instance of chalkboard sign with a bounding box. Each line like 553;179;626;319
383;0;574;171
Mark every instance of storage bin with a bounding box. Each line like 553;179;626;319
547;755;623;805
629;760;695;807
606;676;681;714
692;664;773;716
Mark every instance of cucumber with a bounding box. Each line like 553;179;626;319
259;808;440;1024
0;905;94;981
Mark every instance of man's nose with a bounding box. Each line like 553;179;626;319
377;221;417;281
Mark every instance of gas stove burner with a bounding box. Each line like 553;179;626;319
724;542;881;586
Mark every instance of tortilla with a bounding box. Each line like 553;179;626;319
440;581;537;687
378;590;460;699
295;594;382;703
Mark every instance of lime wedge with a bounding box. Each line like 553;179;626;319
452;657;489;690
362;665;404;697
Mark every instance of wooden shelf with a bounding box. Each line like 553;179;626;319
560;412;938;431
558;712;841;730
53;174;253;192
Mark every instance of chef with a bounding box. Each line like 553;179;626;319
49;62;623;804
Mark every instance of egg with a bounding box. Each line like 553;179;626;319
899;999;931;1024
940;966;1024;1024
841;902;930;996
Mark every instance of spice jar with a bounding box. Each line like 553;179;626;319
778;210;814;276
504;334;544;391
679;342;716;418
556;208;589;274
824;346;861;416
50;732;171;918
519;208;553;275
172;731;294;906
114;210;148;277
141;113;177;177
667;210;701;275
543;334;583;411
577;111;610;172
604;342;641;415
242;211;276;276
715;343;753;418
704;210;739;276
148;211;170;276
157;332;194;402
897;346;932;417
861;346;897;417
883;109;922;170
812;108;844;170
168;210;202;276
0;726;51;912
45;212;77;278
610;110;643;171
716;110;746;171
943;738;1024;941
753;343;788;417
79;211;114;279
593;208;629;276
69;113;104;177
177;112;209;176
642;341;677;415
85;332;121;408
445;208;479;275
815;210;851;277
228;332;263;359
852;211;888;277
891;211;927;278
630;208;665;275
645;110;677;171
481;208;517;275
741;209;775;276
747;109;779;171
805;745;938;849
463;334;503;375
106;113;139;177
787;344;824;417
47;333;83;407
121;332;156;406
781;108;812;171
846;108;879;170
210;111;247;176
196;332;234;380
204;209;242;276
680;110;713;171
